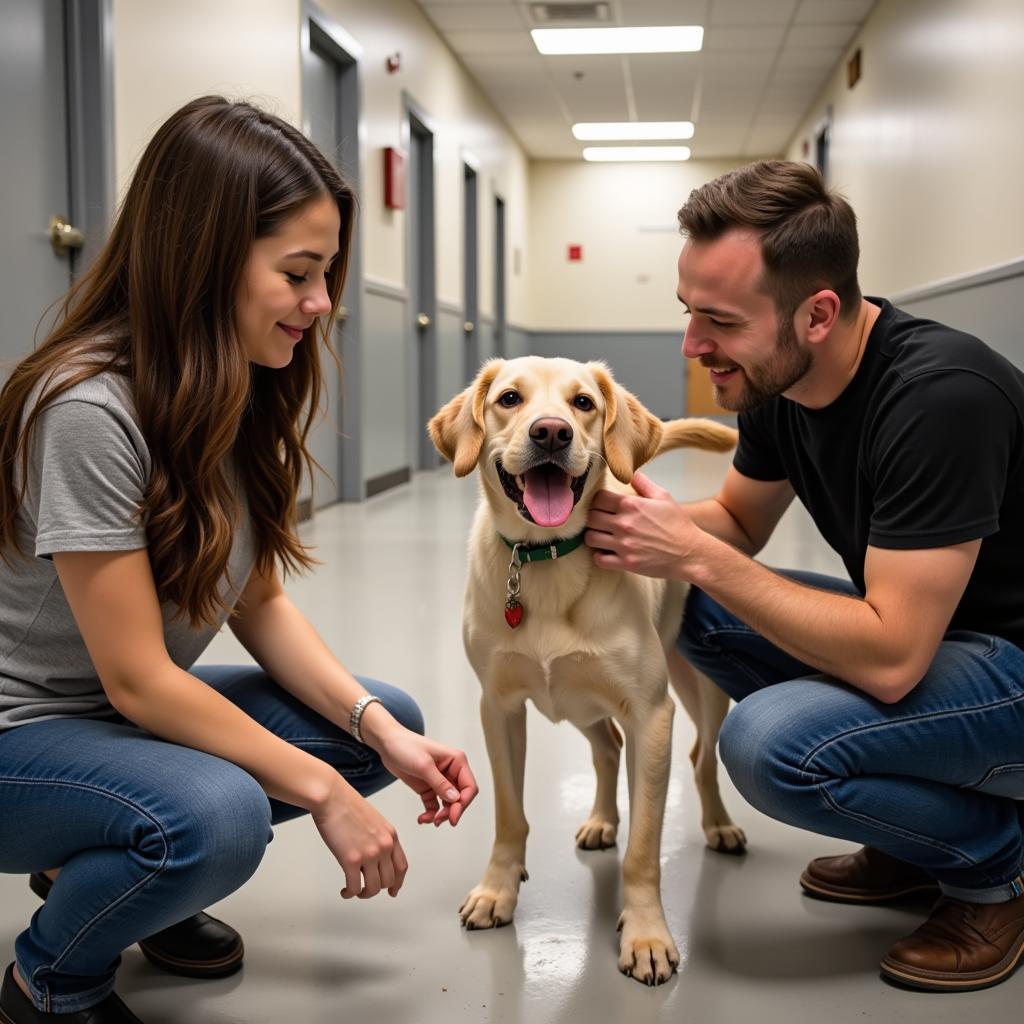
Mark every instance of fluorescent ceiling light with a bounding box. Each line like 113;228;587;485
532;25;703;55
583;146;691;162
573;121;695;141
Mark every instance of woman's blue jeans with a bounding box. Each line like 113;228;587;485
0;667;423;1013
678;570;1024;903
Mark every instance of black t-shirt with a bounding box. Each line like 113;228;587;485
734;298;1024;648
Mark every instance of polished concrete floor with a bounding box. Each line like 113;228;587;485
2;447;1019;1022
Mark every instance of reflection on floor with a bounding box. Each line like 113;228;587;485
1;449;1016;1022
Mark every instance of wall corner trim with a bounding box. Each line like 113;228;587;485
892;256;1024;304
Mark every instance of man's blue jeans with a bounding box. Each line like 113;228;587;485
678;570;1024;903
0;667;423;1013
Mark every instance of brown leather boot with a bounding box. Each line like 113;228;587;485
880;892;1024;991
800;846;939;903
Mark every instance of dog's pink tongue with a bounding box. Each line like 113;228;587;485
523;465;574;527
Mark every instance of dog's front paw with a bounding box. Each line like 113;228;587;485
575;816;618;850
459;866;527;930
616;910;680;986
705;822;747;854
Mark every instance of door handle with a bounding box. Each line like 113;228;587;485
463;320;474;333
49;215;85;256
416;313;431;328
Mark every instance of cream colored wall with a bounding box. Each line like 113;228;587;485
528;159;750;332
312;0;529;322
110;0;530;324
786;0;1024;296
112;0;302;196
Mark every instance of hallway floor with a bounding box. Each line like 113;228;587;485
1;448;1017;1023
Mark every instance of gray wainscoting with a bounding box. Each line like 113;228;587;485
892;258;1024;369
504;323;532;360
362;280;412;493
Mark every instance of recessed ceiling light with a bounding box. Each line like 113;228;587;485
532;25;703;55
583;146;691;162
573;121;695;141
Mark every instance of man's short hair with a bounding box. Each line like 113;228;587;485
677;160;862;321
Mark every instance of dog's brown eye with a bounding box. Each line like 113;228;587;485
573;395;595;411
498;390;521;408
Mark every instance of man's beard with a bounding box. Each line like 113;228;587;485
707;315;812;413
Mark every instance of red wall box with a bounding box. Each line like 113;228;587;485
384;147;406;210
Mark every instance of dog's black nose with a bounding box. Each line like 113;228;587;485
529;417;573;452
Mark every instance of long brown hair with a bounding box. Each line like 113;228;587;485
0;96;355;626
678;160;861;322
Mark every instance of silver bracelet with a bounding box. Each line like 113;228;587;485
349;694;383;744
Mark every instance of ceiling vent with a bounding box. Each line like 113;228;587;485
529;2;611;23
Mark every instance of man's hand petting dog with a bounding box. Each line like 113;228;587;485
585;471;707;579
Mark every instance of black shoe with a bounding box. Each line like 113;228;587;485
0;963;144;1023
28;873;244;979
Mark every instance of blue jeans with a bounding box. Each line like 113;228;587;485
678;570;1024;903
0;667;423;1013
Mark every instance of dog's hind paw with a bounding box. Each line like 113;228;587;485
704;822;747;854
575;817;618;850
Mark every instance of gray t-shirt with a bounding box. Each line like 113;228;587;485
0;370;256;731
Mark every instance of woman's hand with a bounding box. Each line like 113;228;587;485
367;719;478;827
311;778;409;899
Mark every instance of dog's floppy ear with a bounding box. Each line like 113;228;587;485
428;359;504;477
589;362;664;483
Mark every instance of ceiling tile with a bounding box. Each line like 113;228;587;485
794;0;875;25
443;30;536;54
550;66;631;121
775;46;843;71
460;53;547;76
767;65;831;88
700;71;773;100
757;91;814;116
742;129;793;156
421;4;525;31
689;119;750;146
704;25;788;49
702;89;775;116
709;0;798;25
419;0;514;6
700;49;777;71
611;0;708;26
628;53;701;119
785;22;860;48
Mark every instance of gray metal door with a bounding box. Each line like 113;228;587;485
494;195;507;359
463;164;479;382
0;1;74;370
302;11;363;505
408;112;438;469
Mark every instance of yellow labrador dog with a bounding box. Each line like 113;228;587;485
428;356;744;985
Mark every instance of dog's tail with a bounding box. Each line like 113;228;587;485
657;417;737;456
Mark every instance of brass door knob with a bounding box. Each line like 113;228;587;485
49;216;85;255
463;320;475;333
416;313;431;328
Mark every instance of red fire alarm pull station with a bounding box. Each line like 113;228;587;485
384;147;406;210
568;244;583;262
